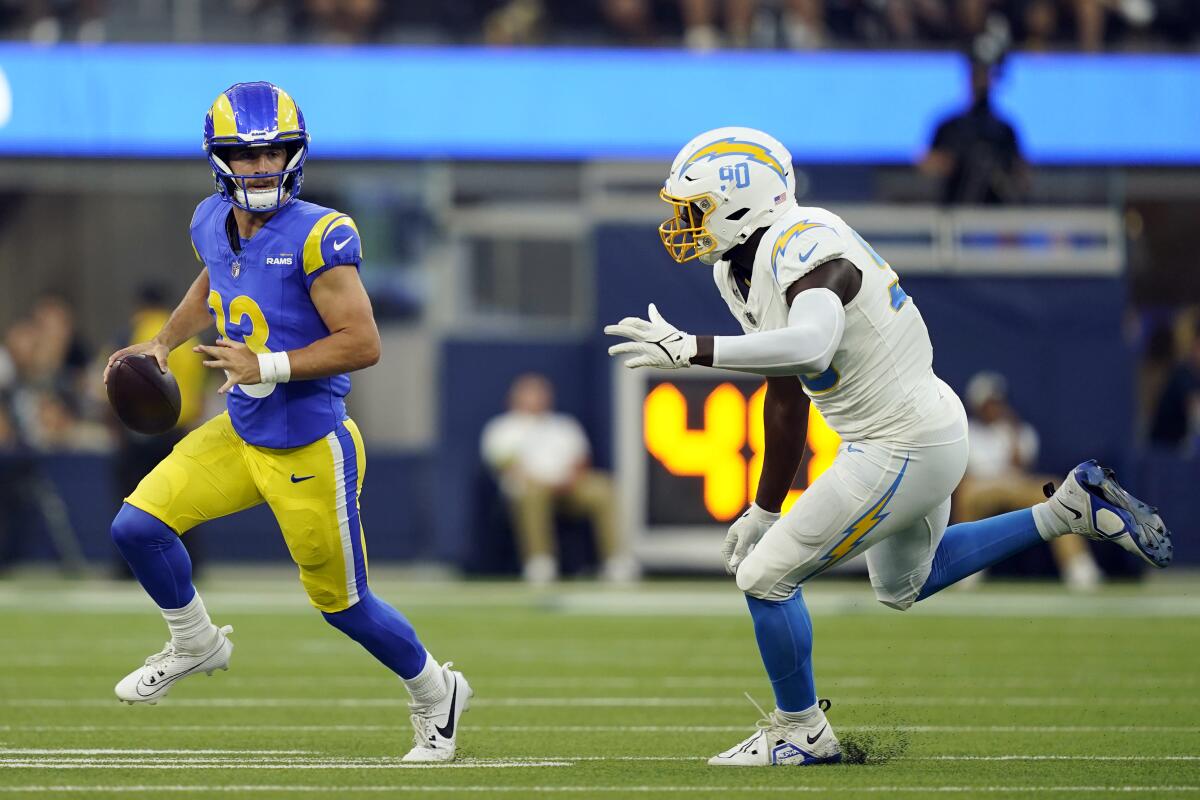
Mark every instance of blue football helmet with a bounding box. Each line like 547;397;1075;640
203;82;309;212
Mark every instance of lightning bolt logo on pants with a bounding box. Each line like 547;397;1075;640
821;455;910;566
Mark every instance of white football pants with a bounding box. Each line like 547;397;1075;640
735;396;969;609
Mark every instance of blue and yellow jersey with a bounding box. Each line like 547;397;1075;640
189;194;363;449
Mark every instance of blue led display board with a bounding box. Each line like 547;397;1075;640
0;45;1195;163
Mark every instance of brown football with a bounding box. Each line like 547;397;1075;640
106;353;182;435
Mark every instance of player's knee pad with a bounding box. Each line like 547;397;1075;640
735;557;797;602
871;578;919;612
110;503;175;551
877;595;915;612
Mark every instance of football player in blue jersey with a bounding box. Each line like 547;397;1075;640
102;82;469;762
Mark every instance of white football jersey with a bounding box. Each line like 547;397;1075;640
713;205;954;442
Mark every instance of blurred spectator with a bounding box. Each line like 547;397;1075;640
298;0;385;43
1148;322;1200;453
826;0;954;47
481;373;636;584
955;371;1102;590
484;0;545;44
0;0;1190;49
1011;0;1060;50
29;389;109;452
31;292;91;389
921;56;1028;206
680;0;826;50
26;0;105;43
1;294;97;449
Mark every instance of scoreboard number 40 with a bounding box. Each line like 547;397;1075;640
643;381;841;522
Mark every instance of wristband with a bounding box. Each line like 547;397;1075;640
257;351;292;384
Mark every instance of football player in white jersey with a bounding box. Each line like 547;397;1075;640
605;126;1173;767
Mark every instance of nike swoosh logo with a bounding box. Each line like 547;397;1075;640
134;647;224;696
846;444;863;454
435;675;459;739
1057;499;1082;520
660;334;683;345
333;238;352;252
290;474;315;483
798;243;819;262
807;724;827;745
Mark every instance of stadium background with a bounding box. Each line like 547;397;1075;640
0;2;1196;577
1;3;1200;798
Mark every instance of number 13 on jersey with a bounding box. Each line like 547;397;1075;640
207;290;275;398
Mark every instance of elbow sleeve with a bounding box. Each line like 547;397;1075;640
711;288;845;376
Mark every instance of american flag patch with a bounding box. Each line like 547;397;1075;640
774;193;786;204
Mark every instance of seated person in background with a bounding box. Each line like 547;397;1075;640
481;373;637;584
956;372;1101;590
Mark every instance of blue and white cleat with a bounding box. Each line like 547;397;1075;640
709;697;841;767
1043;460;1172;568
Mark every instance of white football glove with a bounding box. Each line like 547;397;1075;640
604;303;697;370
721;503;780;575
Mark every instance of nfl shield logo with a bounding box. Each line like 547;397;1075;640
231;260;241;278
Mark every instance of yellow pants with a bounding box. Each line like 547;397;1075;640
127;411;368;612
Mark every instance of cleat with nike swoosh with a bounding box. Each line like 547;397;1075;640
709;697;841;767
1042;460;1172;568
402;663;472;762
114;625;233;705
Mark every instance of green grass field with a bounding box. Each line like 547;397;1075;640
1;571;1198;799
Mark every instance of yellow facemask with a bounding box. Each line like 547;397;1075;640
658;188;719;264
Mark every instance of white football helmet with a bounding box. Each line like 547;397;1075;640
659;126;797;265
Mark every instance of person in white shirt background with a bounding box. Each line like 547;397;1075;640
956;371;1102;590
480;373;637;584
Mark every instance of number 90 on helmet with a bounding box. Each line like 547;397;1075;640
203;81;310;213
659;126;797;265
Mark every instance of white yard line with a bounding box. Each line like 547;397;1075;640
0;786;1198;795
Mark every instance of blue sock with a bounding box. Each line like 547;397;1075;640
917;508;1045;601
110;503;196;610
323;590;427;679
745;591;816;712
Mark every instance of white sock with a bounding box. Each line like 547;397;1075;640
162;593;218;654
776;702;825;728
403;652;447;707
1032;500;1068;541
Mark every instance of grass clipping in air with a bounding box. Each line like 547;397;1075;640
838;725;911;765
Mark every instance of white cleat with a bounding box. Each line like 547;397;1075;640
114;625;233;705
1043;460;1172;568
402;663;473;762
709;697;842;767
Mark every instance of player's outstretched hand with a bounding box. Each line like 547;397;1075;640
195;338;260;394
722;503;781;575
604;303;698;369
104;340;170;384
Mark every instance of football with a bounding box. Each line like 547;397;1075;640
106;353;182;435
